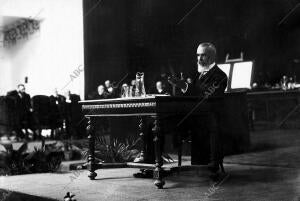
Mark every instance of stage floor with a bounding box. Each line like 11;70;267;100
0;163;299;201
0;129;299;201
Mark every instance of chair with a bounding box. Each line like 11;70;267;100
0;96;18;136
32;95;64;139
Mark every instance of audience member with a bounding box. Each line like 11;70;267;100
49;88;66;139
155;81;169;95
104;80;111;92
6;84;32;139
64;90;82;139
108;81;120;98
50;88;66;104
94;85;109;99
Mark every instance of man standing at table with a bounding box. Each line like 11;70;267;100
169;42;228;175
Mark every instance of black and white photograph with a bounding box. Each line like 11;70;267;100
0;0;299;200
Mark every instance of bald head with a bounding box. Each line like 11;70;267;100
197;42;217;72
98;85;105;95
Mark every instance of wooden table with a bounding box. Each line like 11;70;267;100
247;90;300;128
80;95;214;189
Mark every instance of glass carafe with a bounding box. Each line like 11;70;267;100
135;72;146;97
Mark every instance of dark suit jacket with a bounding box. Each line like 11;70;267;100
186;65;228;98
7;90;31;117
65;93;82;123
49;94;67;126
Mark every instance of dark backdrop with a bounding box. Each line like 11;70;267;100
83;0;300;98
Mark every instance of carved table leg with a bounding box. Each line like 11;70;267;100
138;116;145;161
87;117;97;180
152;116;165;189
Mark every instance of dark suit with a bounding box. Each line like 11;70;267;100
142;65;227;164
7;90;31;116
6;90;32;138
88;91;109;100
49;94;67;129
184;65;228;164
65;94;85;139
155;89;170;95
186;65;227;97
93;93;109;99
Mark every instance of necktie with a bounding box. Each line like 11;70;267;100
199;71;208;79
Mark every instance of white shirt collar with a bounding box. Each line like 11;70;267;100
207;62;216;71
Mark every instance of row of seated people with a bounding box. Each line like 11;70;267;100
87;78;193;100
0;84;85;140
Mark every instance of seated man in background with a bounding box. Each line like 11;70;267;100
50;88;66;104
64;90;83;139
95;85;109;99
87;85;108;100
104;80;111;93
186;77;192;84
90;85;110;138
168;42;227;176
49;88;66;139
104;80;119;98
7;84;33;139
155;81;170;95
